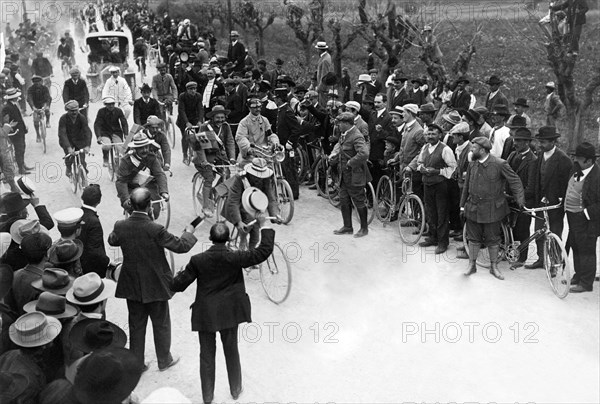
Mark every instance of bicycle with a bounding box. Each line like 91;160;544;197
158;100;176;149
61;56;71;78
250;144;295;224
101;141;124;181
63;150;91;195
375;163;426;245
462;198;571;299
294;135;310;184
148;43;160;65
31;109;48;153
228;219;291;304
326;161;376;226
192;158;239;218
183;126;201;166
136;56;146;79
42;75;53;90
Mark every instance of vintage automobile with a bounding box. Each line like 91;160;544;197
85;31;136;98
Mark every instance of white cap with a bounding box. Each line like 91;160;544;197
53;207;84;226
545;81;555;88
103;96;116;104
108;66;120;73
344;101;361;112
402;103;419;115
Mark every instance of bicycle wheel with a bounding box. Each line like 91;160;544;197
167;117;176;149
76;165;88;196
40;122;47;153
352;182;376;225
192;173;205;217
314;158;327;197
544;232;570;299
398;194;426;245
277;179;294;224
295;146;307;183
259;243;292;304
108;148;116;181
375;175;393;222
326;166;340;208
70;167;79;194
215;195;227;223
153;199;171;229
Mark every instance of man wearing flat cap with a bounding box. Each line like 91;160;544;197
461;136;524;280
59;100;92;177
525;126;573;269
26;76;51;136
94;97;128;167
330;112;371;238
177;81;203;165
102;66;133;120
151;63;178;122
565;142;599;293
134;83;161;126
62;67;90;119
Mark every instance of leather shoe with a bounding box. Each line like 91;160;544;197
570;278;580;286
490;267;505;280
464;262;477;276
333;226;353;235
569;284;592;293
24;164;35;170
232;386;244;400
141;363;149;373
435;245;447;254
418;238;437;248
158;356;180;371
524;259;543;269
354;228;368;238
510;261;524;269
449;230;462;238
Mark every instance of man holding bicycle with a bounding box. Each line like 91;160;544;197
151;63;178;122
94;96;129;167
116;133;169;220
189;105;236;217
145;116;171;171
26;75;51;137
236;97;280;167
58;100;92;177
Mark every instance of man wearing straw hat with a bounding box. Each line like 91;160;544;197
1;88;32;174
59;100;92;177
315;41;332;108
227;31;246;74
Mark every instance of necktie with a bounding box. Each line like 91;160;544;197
574;171;583;181
490;128;496;145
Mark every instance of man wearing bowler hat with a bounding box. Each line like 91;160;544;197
315;41;332;108
488;104;513;159
26;75;51;135
177;81;203;165
525;126;573;269
484;75;509;112
387;73;410;111
134;83;161;126
60;100;92;177
172;214;274;403
507;97;532;128
506;127;538;267
227;31;246;73
565;142;599;293
449;77;471;111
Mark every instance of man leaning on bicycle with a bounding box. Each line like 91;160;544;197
188;105;236;217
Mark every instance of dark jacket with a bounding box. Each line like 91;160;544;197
276;103;301;147
0;102;26;136
108;212;197;303
177;91;203;126
461;154;524;223
58;113;92;150
227;41;246;72
26;84;51;109
77;206;110;277
368;109;394;161
526;147;573;207
115;153;168;205
507;148;537;207
333;126;371;187
581;163;600;236
387;87;411;111
485;90;509;112
133;97;161;125
62;78;90;108
171;228;275;332
449;89;470;111
225;91;245;124
93;107;128;139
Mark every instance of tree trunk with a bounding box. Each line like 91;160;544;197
257;27;265;56
303;43;312;72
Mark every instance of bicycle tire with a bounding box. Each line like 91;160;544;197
153;199;171;230
352;182;376;225
375;175;394;223
544;232;571;299
70;168;78;194
398;194;426;245
462;221;510;267
77;165;88;196
259;243;292;304
168;117;176;149
326;166;340;208
314;158;327;197
108;148;116;181
192;173;205;217
295;146;308;183
40;122;47;154
278;179;294;224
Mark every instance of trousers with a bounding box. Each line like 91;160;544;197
126;299;173;368
424;180;449;247
566;211;597;290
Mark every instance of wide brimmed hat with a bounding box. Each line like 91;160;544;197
315;41;329;50
443;110;462;125
392;74;407;82
472;136;492;151
66;273;116;306
507;115;528;129
321;72;339;86
244;158;273;179
16;176;36;196
572;142;599;159
48;239;84;265
242;187;269;216
9;219;49;245
418;103;437;113
128;133;158;148
356;74;371;85
73;347;143;404
513;98;529;108
31;268;75;295
411;77;423;85
140;83;151;93
9;311;62;348
230;30;239;37
275;58;284;65
206;105;231;119
0;260;13;300
486;75;503;85
384;136;400;147
3;88;21;100
492;104;511;117
0;372;29;403
512;127;533;141
456;76;470;84
462;109;480;124
23;291;78;318
69;318;127;354
276;75;296;87
535;126;560;139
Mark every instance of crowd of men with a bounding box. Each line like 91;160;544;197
0;0;598;402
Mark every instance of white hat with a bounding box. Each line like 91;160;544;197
242;187;269;216
230;30;239;36
315;41;329;50
402;103;419;115
1;232;12;257
3;88;21;100
184;19;190;25
9;312;62;348
53;207;84;227
16;176;36;197
356;74;371;84
142;387;192;404
449;121;470;134
9;219;50;245
344;101;361;112
66;273;116;305
108;66;120;73
545;81;555;88
389;105;404;116
244;158;273;179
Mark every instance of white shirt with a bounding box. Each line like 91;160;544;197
489;126;510;158
478;154;490;164
82;204;97;212
415;141;457;179
543;146;556;161
376;108;386;118
203;79;215;107
578;165;593;182
488;89;499;100
102;76;132;106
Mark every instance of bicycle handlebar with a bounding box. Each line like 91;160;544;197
246;216;280;226
63;150;93;159
522;201;563;213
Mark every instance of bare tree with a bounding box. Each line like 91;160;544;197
327;15;365;76
283;0;325;69
232;0;276;57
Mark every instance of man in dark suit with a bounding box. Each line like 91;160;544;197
177;81;203;165
448;77;470;111
133;84;160;126
461;137;524;280
78;185;110;277
525;126;573;269
331;112;371;238
62;67;90;119
386;74;410;112
171;218;275;404
565;142;599;293
59;101;92;177
368;93;394;187
1;88;31;174
227;31;246;74
108;187;198;371
273;88;302;199
506;128;537;268
484;75;509;113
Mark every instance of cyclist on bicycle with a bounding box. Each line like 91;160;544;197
30;52;53;84
222;158;280;249
189;105;236;217
236;97;280;167
145;115;171;171
133;84;161;126
151;63;178;122
93;96;129;167
133;37;148;76
59;101;92;177
102;66;133;120
57;37;72;67
116;132;169;220
26;75;51;136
